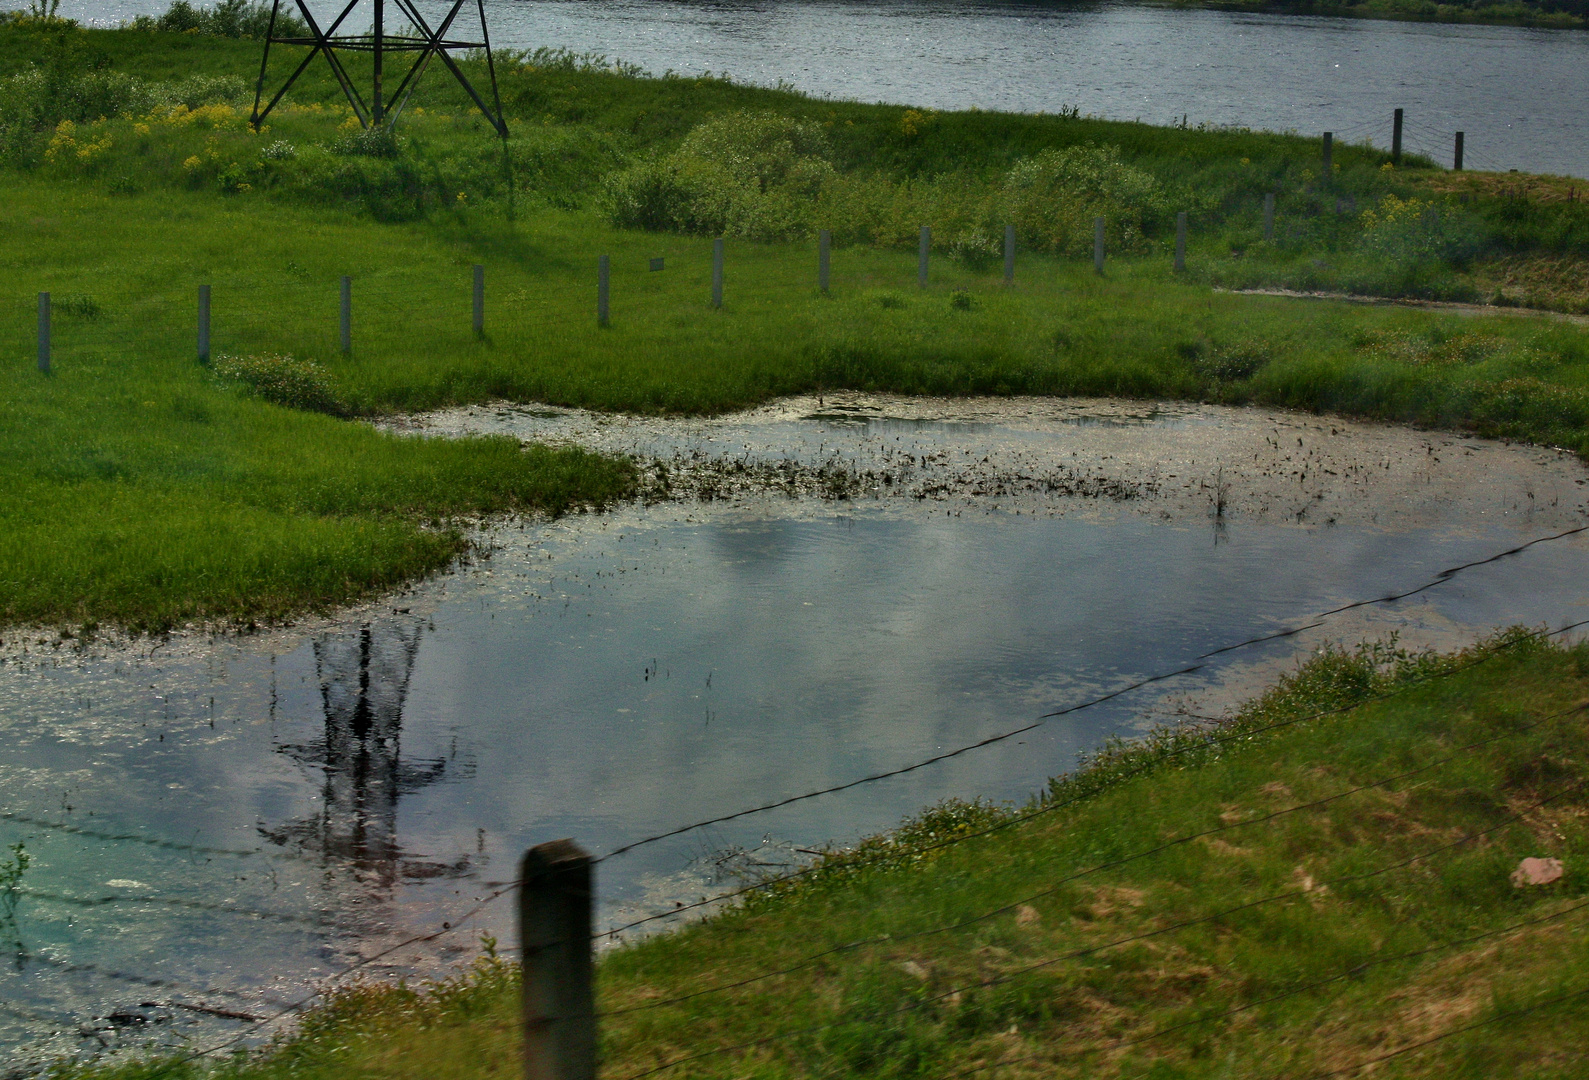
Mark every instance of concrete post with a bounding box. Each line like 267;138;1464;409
1174;211;1187;273
1003;224;1015;285
520;840;595;1080
712;238;724;309
473;265;485;337
37;292;50;374
597;256;610;327
198;284;211;364
918;226;929;288
340;275;352;354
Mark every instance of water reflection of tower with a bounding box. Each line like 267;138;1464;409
266;619;460;890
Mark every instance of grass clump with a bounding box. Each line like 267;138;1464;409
214;353;346;415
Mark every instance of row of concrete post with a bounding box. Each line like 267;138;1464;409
30;113;1476;369
31;266;492;369
24;220;1215;367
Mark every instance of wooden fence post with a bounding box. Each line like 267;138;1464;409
1322;131;1332;182
1392;108;1403;165
521;840;595;1080
1174;211;1187;273
712;238;724;308
37;292;50;374
1454;131;1464;172
597;256;610;327
198;284;211;364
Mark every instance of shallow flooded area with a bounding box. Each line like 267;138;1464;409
3;395;1588;1067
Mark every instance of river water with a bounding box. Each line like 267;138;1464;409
53;0;1589;177
2;394;1588;1067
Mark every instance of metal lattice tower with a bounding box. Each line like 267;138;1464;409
250;0;508;136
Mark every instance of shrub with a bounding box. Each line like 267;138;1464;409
126;0;308;39
1004;143;1169;256
214;353;347;415
332;127;401;159
1359;193;1484;264
604;111;833;240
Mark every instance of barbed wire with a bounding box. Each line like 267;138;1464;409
39;612;1584;1078
597;695;1589;1018
592;524;1589;870
595;617;1588;939
0;810;319;863
27;951;299;1014
938;896;1589;1078
1298;985;1589;1078
613;775;1587;1079
17;886;329;927
130;876;525;1078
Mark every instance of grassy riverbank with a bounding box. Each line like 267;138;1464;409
5;22;1589;633
69;630;1589;1079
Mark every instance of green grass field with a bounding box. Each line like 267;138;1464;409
3;19;1589;635
65;631;1589;1079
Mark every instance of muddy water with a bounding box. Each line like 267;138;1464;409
3;396;1588;1067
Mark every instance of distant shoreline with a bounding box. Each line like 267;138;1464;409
1169;0;1587;31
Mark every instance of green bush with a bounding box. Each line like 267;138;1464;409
214;353;347;416
608;115;1169;262
126;0;308;40
604;111;832;239
1004;143;1169;256
1358;191;1485;264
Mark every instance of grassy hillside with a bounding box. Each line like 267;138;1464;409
69;630;1589;1078
4;21;1589;632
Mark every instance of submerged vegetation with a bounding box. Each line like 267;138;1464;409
66;631;1589;1078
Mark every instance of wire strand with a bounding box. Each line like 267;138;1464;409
1298;984;1589;1078
938;898;1589;1079
613;776;1586;1079
596;618;1586;939
595;525;1589;867
597;697;1589;1017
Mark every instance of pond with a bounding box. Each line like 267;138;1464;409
2;394;1588;1067
60;0;1589;177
